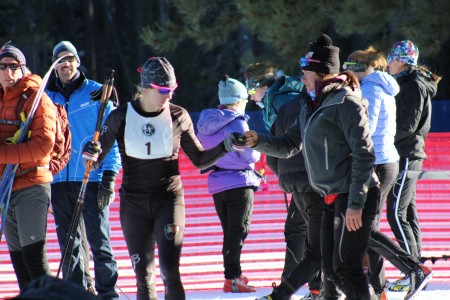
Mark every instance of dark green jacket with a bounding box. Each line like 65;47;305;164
261;75;303;131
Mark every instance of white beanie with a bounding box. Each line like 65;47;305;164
218;75;248;105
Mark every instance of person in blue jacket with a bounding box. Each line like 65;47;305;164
45;41;121;299
197;75;261;293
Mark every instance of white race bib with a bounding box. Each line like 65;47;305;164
124;103;173;159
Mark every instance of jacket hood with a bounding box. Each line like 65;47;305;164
263;75;303;108
362;71;399;97
398;68;437;98
197;108;248;135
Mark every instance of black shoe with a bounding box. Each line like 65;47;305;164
404;264;433;300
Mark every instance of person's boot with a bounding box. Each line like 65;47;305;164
223;275;256;293
255;282;293;300
404;264;432;300
10;250;31;291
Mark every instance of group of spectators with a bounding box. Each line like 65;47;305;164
0;33;441;300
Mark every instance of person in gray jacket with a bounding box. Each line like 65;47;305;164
247;34;379;300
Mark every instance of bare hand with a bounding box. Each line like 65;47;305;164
244;130;259;147
345;208;363;231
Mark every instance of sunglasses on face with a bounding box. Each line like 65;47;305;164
57;55;77;64
150;82;178;95
299;57;321;68
0;63;21;71
245;78;262;96
247;88;257;96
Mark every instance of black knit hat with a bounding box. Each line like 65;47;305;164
138;57;177;88
302;34;340;74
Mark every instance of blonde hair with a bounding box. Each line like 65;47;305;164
348;46;387;71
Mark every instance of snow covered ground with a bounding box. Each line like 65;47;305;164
117;281;450;300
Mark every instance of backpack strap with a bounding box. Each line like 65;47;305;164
15;88;35;119
0;89;34;126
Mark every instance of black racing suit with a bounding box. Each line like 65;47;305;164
95;101;227;300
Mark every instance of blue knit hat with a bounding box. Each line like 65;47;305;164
387;40;419;66
218;75;248;105
0;44;26;66
52;41;80;63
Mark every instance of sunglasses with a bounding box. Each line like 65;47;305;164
57;55;77;64
150;82;178;95
247;88;257;96
342;61;372;72
0;63;22;71
245;78;262;96
299;57;321;68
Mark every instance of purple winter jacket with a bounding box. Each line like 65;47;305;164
197;108;261;194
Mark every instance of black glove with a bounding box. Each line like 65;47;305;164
224;132;246;152
82;141;102;162
98;170;116;209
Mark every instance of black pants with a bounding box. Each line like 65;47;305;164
368;162;398;293
322;187;378;300
213;187;254;279
387;158;423;261
276;192;339;298
120;188;185;300
282;192;321;292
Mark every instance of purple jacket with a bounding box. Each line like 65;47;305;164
197;108;261;194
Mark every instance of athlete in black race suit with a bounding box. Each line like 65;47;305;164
84;57;227;300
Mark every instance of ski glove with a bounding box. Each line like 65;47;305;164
82;141;102;162
224;132;246;152
98;170;117;209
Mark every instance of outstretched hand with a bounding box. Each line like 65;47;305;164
224;132;246;152
244;130;259;148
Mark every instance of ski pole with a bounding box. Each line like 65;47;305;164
56;70;115;279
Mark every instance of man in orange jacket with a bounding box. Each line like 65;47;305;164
0;44;57;292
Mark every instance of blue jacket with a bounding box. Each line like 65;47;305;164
45;74;121;183
360;71;400;164
197;108;261;194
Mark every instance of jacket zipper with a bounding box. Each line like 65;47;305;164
324;136;328;170
303;102;341;196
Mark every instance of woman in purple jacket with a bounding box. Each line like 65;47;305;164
197;75;261;293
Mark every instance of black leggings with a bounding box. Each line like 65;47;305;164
119;189;186;300
213;187;254;279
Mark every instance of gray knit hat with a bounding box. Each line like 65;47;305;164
0;44;26;66
52;41;80;63
218;75;248;105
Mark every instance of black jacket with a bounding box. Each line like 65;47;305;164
266;95;313;193
395;68;437;160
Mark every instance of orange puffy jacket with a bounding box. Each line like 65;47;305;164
0;74;57;191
